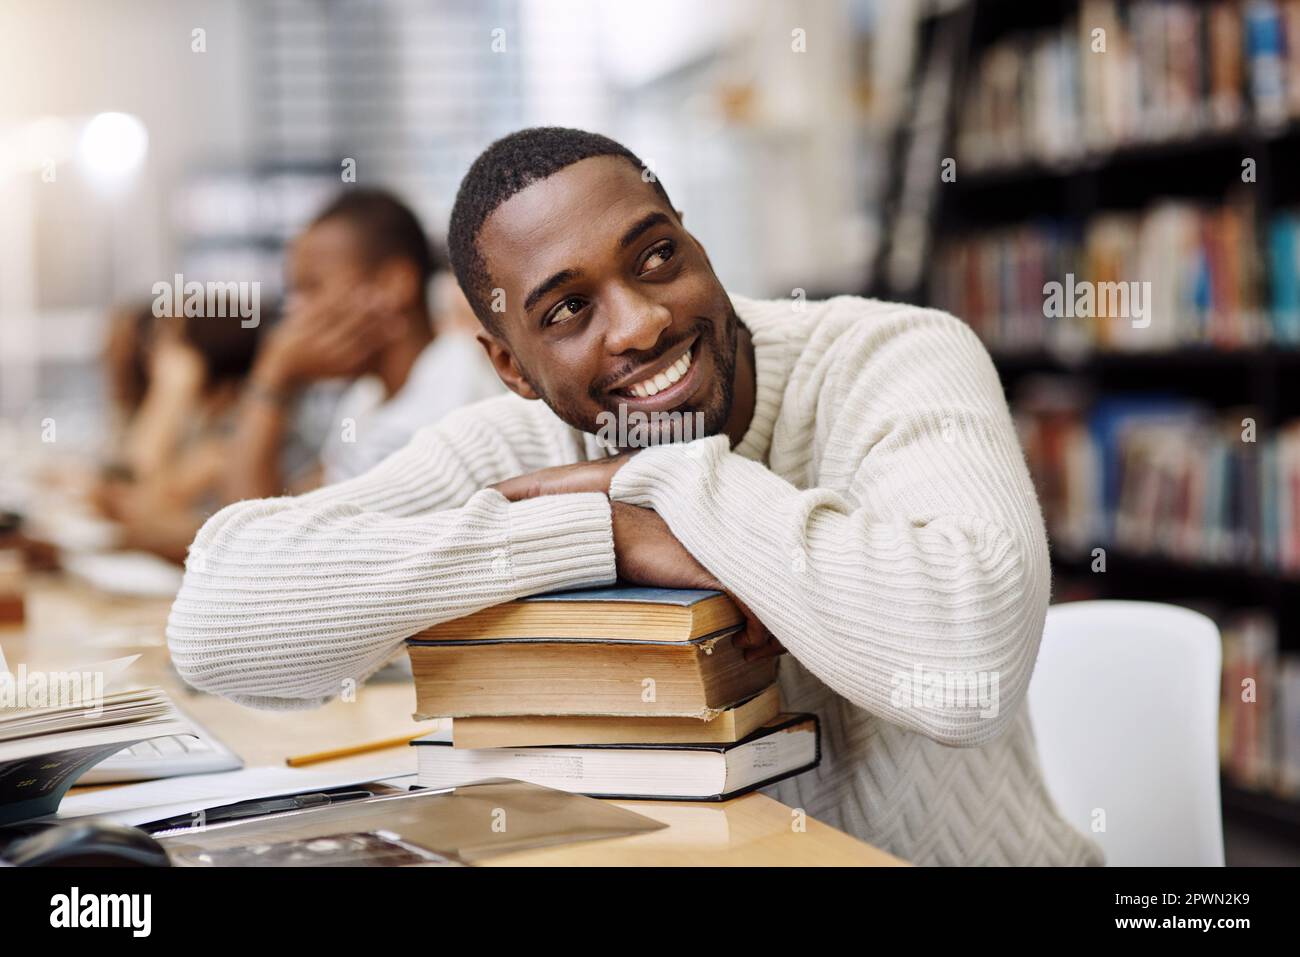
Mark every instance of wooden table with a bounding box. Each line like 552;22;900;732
3;573;904;866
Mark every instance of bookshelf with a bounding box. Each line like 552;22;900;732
874;0;1300;844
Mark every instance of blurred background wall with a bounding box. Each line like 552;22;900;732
0;0;888;442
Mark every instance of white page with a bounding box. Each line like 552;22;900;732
52;751;417;826
0;653;139;696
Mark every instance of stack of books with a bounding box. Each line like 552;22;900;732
404;586;819;801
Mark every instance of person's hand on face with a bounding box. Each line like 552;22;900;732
611;502;786;662
257;285;402;389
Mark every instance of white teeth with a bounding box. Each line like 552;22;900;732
623;346;693;399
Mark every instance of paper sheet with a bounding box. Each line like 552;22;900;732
62;550;183;598
52;752;417;826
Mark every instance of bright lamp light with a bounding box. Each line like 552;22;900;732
77;112;148;186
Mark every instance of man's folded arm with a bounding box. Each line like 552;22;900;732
609;312;1051;748
166;406;616;710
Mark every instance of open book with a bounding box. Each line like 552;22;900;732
0;654;193;824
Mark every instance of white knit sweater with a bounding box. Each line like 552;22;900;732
167;294;1104;866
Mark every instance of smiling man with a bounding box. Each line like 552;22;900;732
167;127;1103;866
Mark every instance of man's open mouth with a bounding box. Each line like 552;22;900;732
610;336;699;401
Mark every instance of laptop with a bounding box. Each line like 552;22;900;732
77;711;242;784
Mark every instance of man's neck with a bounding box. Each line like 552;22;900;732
374;311;434;399
723;321;756;448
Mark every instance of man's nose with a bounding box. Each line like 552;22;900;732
603;286;672;355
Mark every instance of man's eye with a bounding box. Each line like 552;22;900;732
545;296;586;327
641;240;676;273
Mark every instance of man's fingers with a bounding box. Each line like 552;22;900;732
732;616;770;649
490;460;625;502
727;594;771;649
744;637;788;661
490;470;556;501
487;476;527;500
726;594;785;659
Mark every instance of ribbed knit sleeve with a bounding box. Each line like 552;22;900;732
609;306;1050;748
166;398;616;710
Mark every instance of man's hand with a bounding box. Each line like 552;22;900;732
490;463;786;661
490;453;634;501
611;502;785;662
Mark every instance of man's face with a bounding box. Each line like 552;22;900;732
476;156;738;445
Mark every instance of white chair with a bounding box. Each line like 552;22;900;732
1027;600;1225;866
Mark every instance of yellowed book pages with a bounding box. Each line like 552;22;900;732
414;593;742;644
453;684;781;748
407;630;774;719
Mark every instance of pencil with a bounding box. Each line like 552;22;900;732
285;732;427;767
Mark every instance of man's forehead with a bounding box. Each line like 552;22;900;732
479;156;670;284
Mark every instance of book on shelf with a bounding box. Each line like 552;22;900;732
1280;657;1300;794
931;197;1280;355
1219;610;1300;798
451;684;782;749
1015;390;1300;573
412;713;820;801
958;0;1300;173
1246;0;1291;125
1269;213;1300;343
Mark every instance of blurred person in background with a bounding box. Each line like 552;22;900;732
96;305;258;562
222;188;501;501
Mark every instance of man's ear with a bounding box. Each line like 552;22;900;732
476;330;541;401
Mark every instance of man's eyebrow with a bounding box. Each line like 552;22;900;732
619;211;673;250
523;268;580;314
520;213;672;315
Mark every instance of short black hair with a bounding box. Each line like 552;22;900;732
312;188;444;289
448;127;674;335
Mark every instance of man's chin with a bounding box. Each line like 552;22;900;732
585;391;728;451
